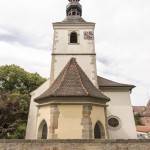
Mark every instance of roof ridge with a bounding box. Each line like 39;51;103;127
73;59;89;96
75;61;109;100
51;59;72;95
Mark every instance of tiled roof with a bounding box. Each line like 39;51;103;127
137;126;150;133
97;76;135;90
133;106;146;114
142;109;150;117
54;16;94;24
140;117;150;125
62;16;86;23
35;58;110;102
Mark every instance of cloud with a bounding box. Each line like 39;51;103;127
0;41;50;78
0;25;51;51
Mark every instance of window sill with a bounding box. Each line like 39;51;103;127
68;43;80;45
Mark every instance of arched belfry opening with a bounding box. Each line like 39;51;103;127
70;32;77;43
94;121;105;139
37;120;48;139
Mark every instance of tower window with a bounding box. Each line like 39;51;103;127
70;32;77;43
72;12;76;15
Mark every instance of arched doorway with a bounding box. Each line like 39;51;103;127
37;120;48;139
94;121;105;139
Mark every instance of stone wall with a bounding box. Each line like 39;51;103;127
0;139;150;150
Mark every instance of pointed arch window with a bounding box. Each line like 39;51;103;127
42;123;48;139
94;121;105;139
37;120;48;139
94;122;101;139
70;32;77;43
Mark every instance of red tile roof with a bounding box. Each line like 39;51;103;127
133;106;146;114
140;117;150;126
143;109;150;117
137;126;150;133
35;58;110;102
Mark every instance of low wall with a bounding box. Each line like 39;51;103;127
0;139;150;150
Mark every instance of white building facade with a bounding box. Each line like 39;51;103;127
26;0;137;139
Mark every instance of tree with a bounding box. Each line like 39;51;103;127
0;65;46;139
134;113;143;126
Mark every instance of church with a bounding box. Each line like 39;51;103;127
26;0;137;139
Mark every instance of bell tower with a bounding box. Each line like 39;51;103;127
50;0;98;87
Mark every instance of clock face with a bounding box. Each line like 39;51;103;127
84;31;94;40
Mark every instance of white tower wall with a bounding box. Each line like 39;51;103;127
50;23;98;87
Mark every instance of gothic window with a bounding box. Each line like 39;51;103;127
94;121;105;139
42;123;48;139
70;32;77;43
94;122;101;139
37;120;48;139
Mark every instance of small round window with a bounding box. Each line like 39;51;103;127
108;116;121;130
108;118;119;127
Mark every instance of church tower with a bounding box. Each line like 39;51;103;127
26;0;137;140
50;0;98;87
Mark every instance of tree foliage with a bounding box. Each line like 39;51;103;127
0;65;46;139
134;113;143;126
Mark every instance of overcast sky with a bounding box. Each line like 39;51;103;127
0;0;150;106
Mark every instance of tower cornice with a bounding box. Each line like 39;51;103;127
53;22;95;28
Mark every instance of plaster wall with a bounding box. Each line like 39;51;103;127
25;79;50;139
56;105;83;139
103;90;137;139
36;106;51;139
52;26;95;54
